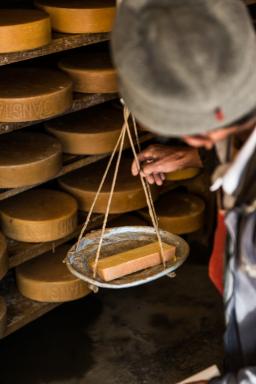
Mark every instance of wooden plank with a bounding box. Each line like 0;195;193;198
0;92;117;135
0;32;109;66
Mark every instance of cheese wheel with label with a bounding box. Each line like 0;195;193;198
0;132;62;188
0;296;7;338
46;103;124;155
0;68;73;122
0;9;51;53
166;168;201;181
0;189;78;243
16;244;90;302
59;50;117;93
35;0;116;33
141;192;205;234
0;233;8;281
59;159;159;214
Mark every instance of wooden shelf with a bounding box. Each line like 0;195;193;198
0;32;109;67
0;92;117;135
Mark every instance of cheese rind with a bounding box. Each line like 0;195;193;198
0;68;73;122
90;241;176;282
16;244;90;302
0;296;7;339
35;0;116;33
46;104;124;154
59;50;117;93
0;233;8;280
0;9;51;53
0;189;78;243
59;159;159;214
166;168;201;181
0;132;62;188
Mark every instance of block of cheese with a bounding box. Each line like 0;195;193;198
0;131;62;188
0;296;7;339
166;167;201;181
0;232;8;281
59;159;159;214
59;50;117;93
46;103;124;155
0;68;72;122
141;192;205;234
90;241;176;282
16;244;90;302
35;0;116;33
0;189;78;243
0;9;51;53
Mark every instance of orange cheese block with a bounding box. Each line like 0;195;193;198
141;192;205;234
0;189;78;243
35;0;116;33
59;159;159;214
0;132;62;188
90;241;176;282
0;296;7;338
59;50;117;93
0;9;51;53
166;168;201;181
0;68;72;122
46;103;124;155
16;244;90;302
0;233;8;280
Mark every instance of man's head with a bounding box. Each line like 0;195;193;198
112;0;256;140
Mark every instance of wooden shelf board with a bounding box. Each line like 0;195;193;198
0;92;117;135
0;32;109;67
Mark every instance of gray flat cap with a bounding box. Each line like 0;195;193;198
112;0;256;136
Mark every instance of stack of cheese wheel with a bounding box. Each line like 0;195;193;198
35;0;116;33
0;68;72;122
59;158;159;214
140;191;205;234
59;49;117;93
166;168;201;181
0;296;7;339
0;189;78;243
46;103;125;155
0;9;51;53
0;131;62;188
0;233;8;280
16;244;90;302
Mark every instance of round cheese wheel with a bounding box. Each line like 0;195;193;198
59;50;117;93
0;296;7;338
141;192;205;234
0;9;51;53
0;233;8;281
0;189;78;243
0;132;62;188
46;103;124;155
0;68;73;123
16;244;90;302
166;168;201;181
35;0;116;34
59;159;159;214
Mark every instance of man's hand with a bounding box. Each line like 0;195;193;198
131;144;202;185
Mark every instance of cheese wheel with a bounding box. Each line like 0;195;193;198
59;50;117;93
59;159;159;214
141;192;205;234
0;9;51;53
0;68;73;123
0;296;7;338
35;0;116;34
16;244;90;302
0;233;8;281
0;132;62;188
0;189;78;243
166;168;201;181
46;103;124;155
